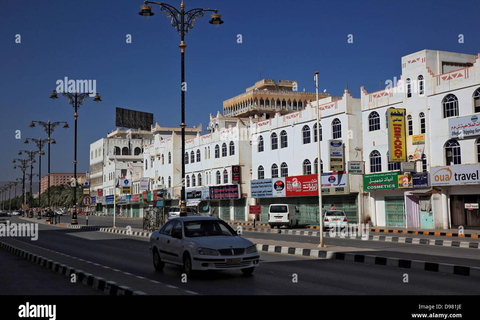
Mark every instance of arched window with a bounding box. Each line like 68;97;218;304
223;169;228;184
418;75;424;96
271;164;278;178
186;175;190;188
280;162;288;177
271;133;278;150
198;173;202;186
258;135;264;152
419;112;426;134
445;139;461;165
302;125;311;144
122;147;129;155
168;176;171;188
190;151;195;163
114;146;121;155
314;158;323;174
474;88;480;113
196;149;201;162
406;78;412;98
185;152;189;164
215;144;220;158
443;94;459;118
313;122;322;142
168;152;171;164
368;111;380;131
229;141;235;155
422;154;428;173
134;147;141;155
387;152;401;171
280;130;288;148
258;165;265;180
161;154;164;165
407;115;413;135
216;171;221;184
303;159;311;175
222;143;227;157
192;174;196;187
332;118;342;139
370;150;382;173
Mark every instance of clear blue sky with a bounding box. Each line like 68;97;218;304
1;0;479;186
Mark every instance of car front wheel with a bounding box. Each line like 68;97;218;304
183;253;194;276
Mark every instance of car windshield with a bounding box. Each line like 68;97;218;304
184;220;237;237
270;205;288;213
325;211;345;216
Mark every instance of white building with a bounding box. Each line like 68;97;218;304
250;88;364;224
361;49;480;229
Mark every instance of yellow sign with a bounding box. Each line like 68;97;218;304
412;134;425;145
121;186;132;194
388;108;406;162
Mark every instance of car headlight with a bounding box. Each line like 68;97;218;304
197;247;219;256
246;245;257;254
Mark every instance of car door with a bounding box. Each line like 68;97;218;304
168;220;185;265
157;220;178;264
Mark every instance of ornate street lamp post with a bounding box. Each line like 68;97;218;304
24;137;47;218
13;158;32;215
30;120;68;222
49;90;100;224
138;0;223;216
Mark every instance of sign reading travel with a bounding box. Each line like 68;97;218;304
430;164;480;186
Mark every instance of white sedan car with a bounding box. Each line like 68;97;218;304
150;217;260;275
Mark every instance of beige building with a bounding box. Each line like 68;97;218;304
40;173;87;193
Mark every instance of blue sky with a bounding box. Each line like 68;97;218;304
1;0;479;188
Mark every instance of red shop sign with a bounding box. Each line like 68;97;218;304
285;174;319;197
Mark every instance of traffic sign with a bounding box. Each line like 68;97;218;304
82;195;94;207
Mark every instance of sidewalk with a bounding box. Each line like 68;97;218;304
226;220;480;238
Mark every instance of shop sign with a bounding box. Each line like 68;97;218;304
387;108;407;162
209;185;241;200
132;194;139;203
286;174;318;197
139;177;150;191
412;172;429;188
105;195;115;204
398;173;412;188
232;165;241;184
321;172;348;189
272;178;286;197
430;164;480;186
412;134;425;145
465;203;479;210
363;172;398;191
251;179;273;198
348;161;364;175
249;205;261;215
449;114;480;138
329;139;345;171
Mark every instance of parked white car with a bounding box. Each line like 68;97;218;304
150;217;260;275
167;206;198;219
322;210;348;231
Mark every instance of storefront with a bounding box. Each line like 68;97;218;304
251;173;359;225
209;184;245;221
431;164;480;229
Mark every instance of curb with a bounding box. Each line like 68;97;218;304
0;241;147;296
255;243;480;278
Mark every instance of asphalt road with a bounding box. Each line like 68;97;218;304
1;217;480;296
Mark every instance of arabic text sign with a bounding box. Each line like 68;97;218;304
363;172;398;191
449;114;480;138
387;108;407;162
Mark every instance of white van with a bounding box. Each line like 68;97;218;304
268;204;300;228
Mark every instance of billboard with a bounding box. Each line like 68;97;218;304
115;107;154;131
387;108;407;162
449;114;480;138
430;164;480;186
329;139;345;171
363;172;398;191
286;174;318;197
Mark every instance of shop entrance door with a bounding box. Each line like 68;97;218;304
385;197;405;227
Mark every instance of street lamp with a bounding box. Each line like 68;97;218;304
30;120;68;222
49;90;100;224
138;0;223;216
18;150;39;214
24;137;47;218
13;158;32;215
314;71;325;248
